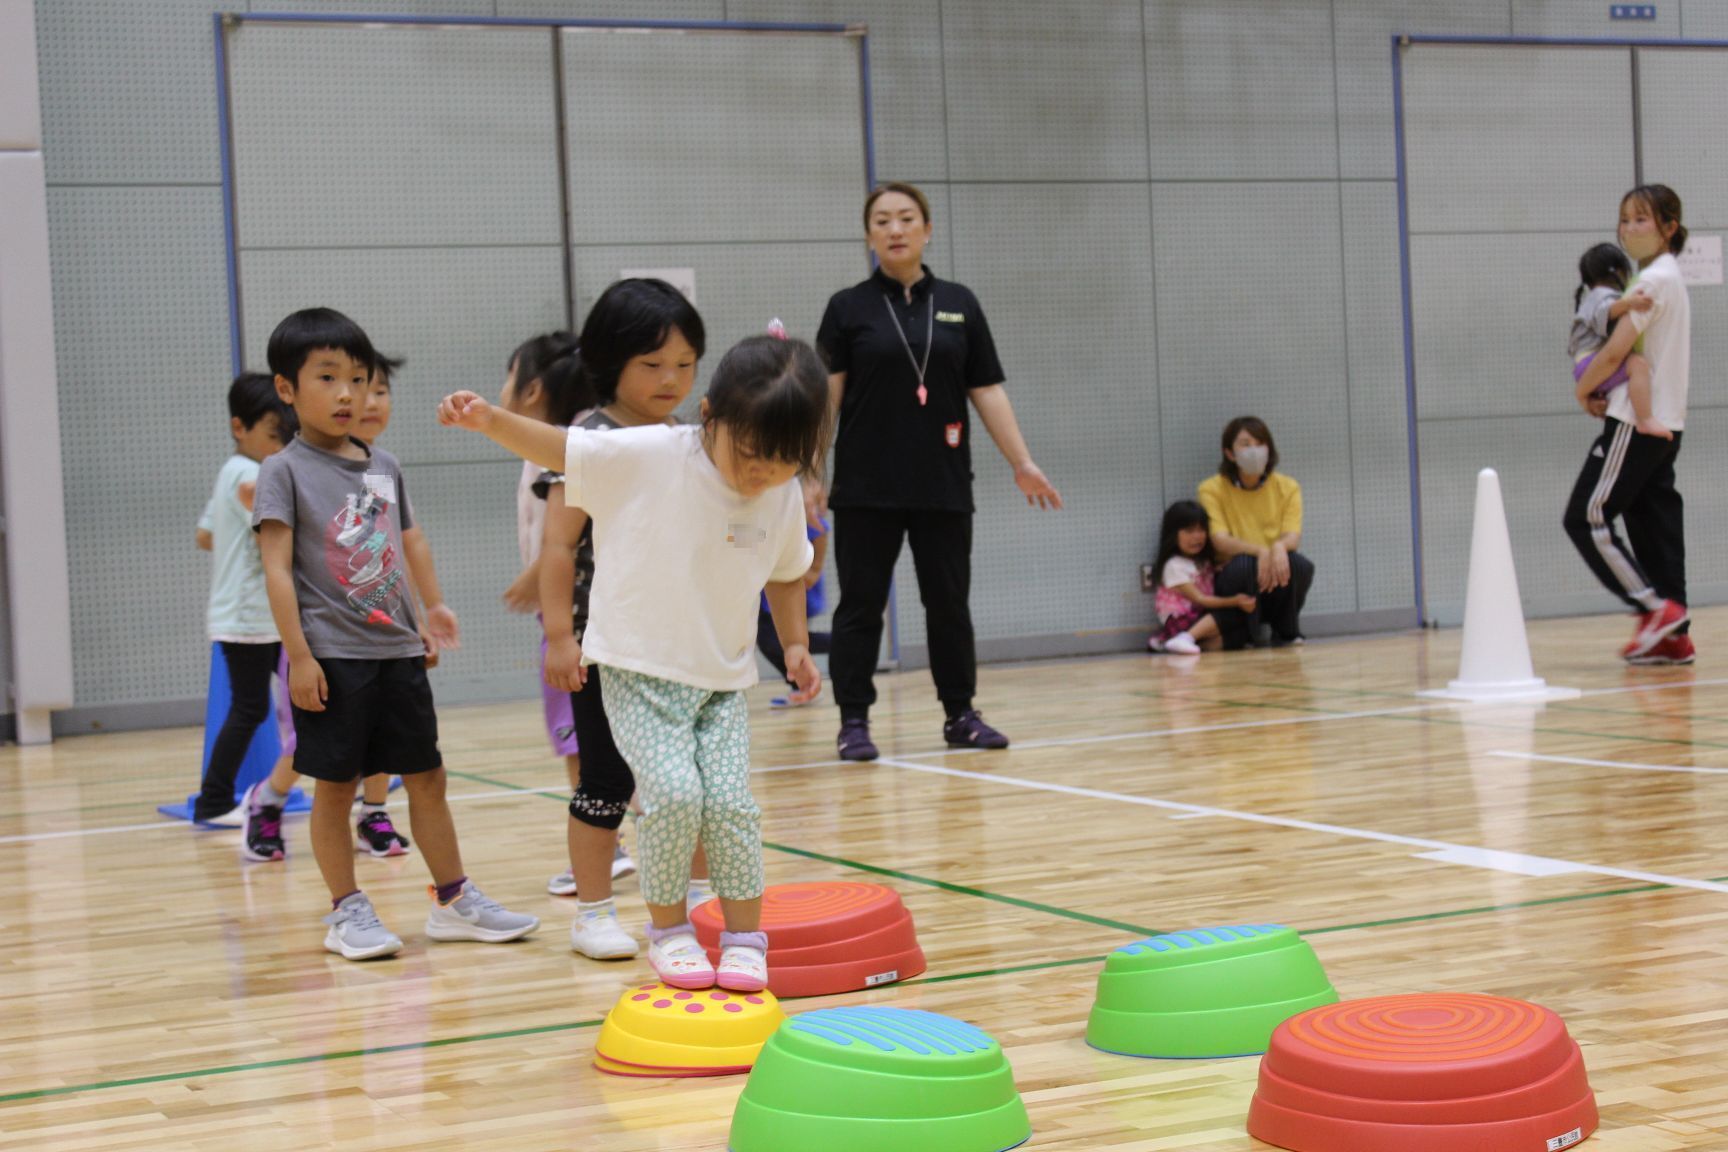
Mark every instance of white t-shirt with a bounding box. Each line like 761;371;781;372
563;423;813;691
1161;556;1200;589
1608;252;1690;430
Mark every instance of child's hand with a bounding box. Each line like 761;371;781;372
1636;418;1674;441
290;657;328;712
1626;292;1654;313
1235;594;1258;612
783;644;822;705
421;629;441;669
502;568;539;613
437;391;494;431
545;634;587;693
425;603;461;650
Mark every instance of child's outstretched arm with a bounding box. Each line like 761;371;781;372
402;525;461;651
258;521;327;711
437;391;565;471
764;579;820;704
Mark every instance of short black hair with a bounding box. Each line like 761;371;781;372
509;331;593;426
1576;242;1632;310
266;307;377;385
576;279;706;405
701;334;831;473
372;351;405;383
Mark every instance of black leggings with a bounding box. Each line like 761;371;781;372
1211;552;1315;650
567;668;636;830
197;641;281;820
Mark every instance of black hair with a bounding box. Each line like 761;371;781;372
372;352;405;383
700;334;832;473
508;330;593;426
1153;500;1214;584
266;307;378;385
1576;242;1633;310
1218;415;1279;482
574;279;706;405
1622;183;1688;256
228;372;296;444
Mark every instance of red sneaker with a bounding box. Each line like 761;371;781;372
1627;633;1695;666
1624;599;1687;658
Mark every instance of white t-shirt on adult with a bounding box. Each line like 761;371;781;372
1608;251;1690;430
563;423;813;691
516;460;546;569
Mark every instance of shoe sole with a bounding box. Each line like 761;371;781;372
356;839;411;858
716;970;768;993
424;918;540;944
323;930;402;961
654;968;717;990
945;737;1010;750
241;843;285;862
838;745;880;761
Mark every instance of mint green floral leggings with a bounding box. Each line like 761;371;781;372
600;665;764;907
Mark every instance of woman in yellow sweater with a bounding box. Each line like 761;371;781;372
1195;416;1313;648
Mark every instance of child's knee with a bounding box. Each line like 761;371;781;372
315;777;359;805
399;769;446;799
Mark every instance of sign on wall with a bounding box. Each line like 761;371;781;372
1678;234;1722;287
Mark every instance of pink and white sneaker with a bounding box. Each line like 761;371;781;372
716;946;769;993
648;929;715;990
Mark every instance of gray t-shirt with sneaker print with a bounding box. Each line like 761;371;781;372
253;436;424;660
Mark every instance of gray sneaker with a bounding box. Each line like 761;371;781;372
322;892;403;961
425;881;540;943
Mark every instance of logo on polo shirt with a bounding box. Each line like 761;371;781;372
936;310;965;323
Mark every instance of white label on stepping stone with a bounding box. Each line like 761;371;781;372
1415;846;1585;877
864;970;899;987
1547;1127;1584;1150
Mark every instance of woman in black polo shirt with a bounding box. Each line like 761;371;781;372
814;181;1062;762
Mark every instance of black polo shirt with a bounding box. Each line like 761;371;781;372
816;266;1005;513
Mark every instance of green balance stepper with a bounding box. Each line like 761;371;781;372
1086;924;1338;1059
729;1007;1030;1152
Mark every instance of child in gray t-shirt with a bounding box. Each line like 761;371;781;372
1570;242;1666;438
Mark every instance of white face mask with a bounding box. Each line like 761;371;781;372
1235;444;1269;479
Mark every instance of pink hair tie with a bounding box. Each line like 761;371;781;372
766;318;788;340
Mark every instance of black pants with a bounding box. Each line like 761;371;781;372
1212;552;1315;650
568;669;635;830
831;507;975;717
756;610;832;680
197;641;281;820
1563;419;1685;617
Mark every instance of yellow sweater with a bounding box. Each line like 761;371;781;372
1196;472;1303;549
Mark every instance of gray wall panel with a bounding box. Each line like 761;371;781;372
950;183;1160;641
1678;1;1728;38
1144;0;1337;181
1513;0;1681;37
229;24;562;248
561;28;864;244
35;0;222;184
239;246;568;466
728;0;948;181
940;0;1148;182
1331;0;1509;179
1403;44;1632;234
1410;231;1611;423
1153;181;1356;615
48;186;233;707
1342;182;1415;611
1639;49;1728;230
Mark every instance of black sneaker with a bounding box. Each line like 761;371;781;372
240;783;286;862
837;718;879;762
943;710;1009;750
355;809;412;857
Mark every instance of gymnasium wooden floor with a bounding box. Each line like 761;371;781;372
4;609;1728;1150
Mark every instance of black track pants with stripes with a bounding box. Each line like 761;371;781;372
1562;418;1685;614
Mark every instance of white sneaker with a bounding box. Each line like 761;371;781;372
1164;632;1201;655
716;945;768;993
611;841;636;880
424;881;539;943
322;892;403;961
570;901;639;960
547;869;578;897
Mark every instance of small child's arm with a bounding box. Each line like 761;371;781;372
402;525;459;652
437;392;565;471
258;521;326;711
1606;291;1653;320
538;484;589;693
764;579;820;703
503;555;541;613
1174;583;1255;613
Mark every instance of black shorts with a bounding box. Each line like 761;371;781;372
291;656;442;783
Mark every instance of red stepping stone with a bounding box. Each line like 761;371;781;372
1248;993;1598;1152
691;882;926;998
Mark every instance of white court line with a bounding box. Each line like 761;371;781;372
1487;750;1728;777
872;756;1728;895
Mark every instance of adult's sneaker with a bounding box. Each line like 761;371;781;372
837;718;879;762
240;782;286;863
425;881;540;943
1628;633;1696;666
355;809;411;857
943;709;1009;750
1624;599;1688;659
323;892;403;961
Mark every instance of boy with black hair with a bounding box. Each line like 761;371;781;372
193;373;295;825
254;307;536;960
